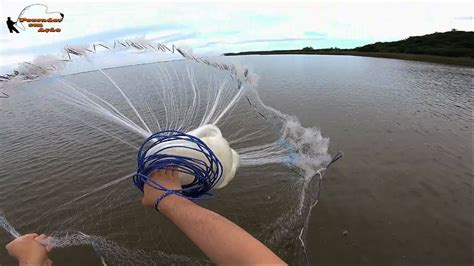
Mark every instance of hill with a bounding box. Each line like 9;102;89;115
353;30;473;57
224;31;474;66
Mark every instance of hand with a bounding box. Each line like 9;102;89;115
6;233;53;266
141;168;181;208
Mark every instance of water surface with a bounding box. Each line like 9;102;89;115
0;55;471;265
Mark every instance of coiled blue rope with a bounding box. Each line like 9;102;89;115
133;130;223;209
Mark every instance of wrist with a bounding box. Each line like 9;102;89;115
157;194;191;214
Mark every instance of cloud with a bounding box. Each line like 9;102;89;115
454;16;473;20
2;24;188;54
234;37;325;45
1;1;472;71
304;31;327;37
161;32;198;43
198;37;325;49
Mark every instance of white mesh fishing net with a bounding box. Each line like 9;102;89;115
0;40;339;265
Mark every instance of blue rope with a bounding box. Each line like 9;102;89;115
133;130;223;209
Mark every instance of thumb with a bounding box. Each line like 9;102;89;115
141;197;153;208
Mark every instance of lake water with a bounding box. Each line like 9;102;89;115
0;55;472;265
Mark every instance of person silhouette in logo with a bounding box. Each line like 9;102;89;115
6;17;19;33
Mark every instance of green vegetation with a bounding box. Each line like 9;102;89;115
354;30;473;57
224;31;474;67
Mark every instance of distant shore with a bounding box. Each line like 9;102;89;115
224;50;474;67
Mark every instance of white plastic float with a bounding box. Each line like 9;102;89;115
146;124;240;189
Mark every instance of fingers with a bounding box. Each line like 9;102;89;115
5;233;44;256
44;244;53;253
170;167;178;178
5;241;13;254
150;168;177;181
35;234;47;241
6;233;38;251
150;169;165;181
141;197;152;208
35;234;53;252
165;168;173;177
22;233;39;240
142;167;180;209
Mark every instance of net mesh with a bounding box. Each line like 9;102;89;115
0;40;336;265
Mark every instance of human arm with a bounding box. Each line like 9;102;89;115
5;233;53;266
142;169;286;265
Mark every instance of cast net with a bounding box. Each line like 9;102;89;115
0;40;341;265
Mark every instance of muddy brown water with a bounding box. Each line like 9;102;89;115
0;55;472;265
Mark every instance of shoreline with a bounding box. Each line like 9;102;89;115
224;50;474;67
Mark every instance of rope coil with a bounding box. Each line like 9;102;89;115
133;130;223;204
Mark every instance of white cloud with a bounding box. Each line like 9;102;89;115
0;0;472;71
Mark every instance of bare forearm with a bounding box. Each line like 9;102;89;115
159;195;285;265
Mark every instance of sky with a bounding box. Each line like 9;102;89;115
0;0;472;73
